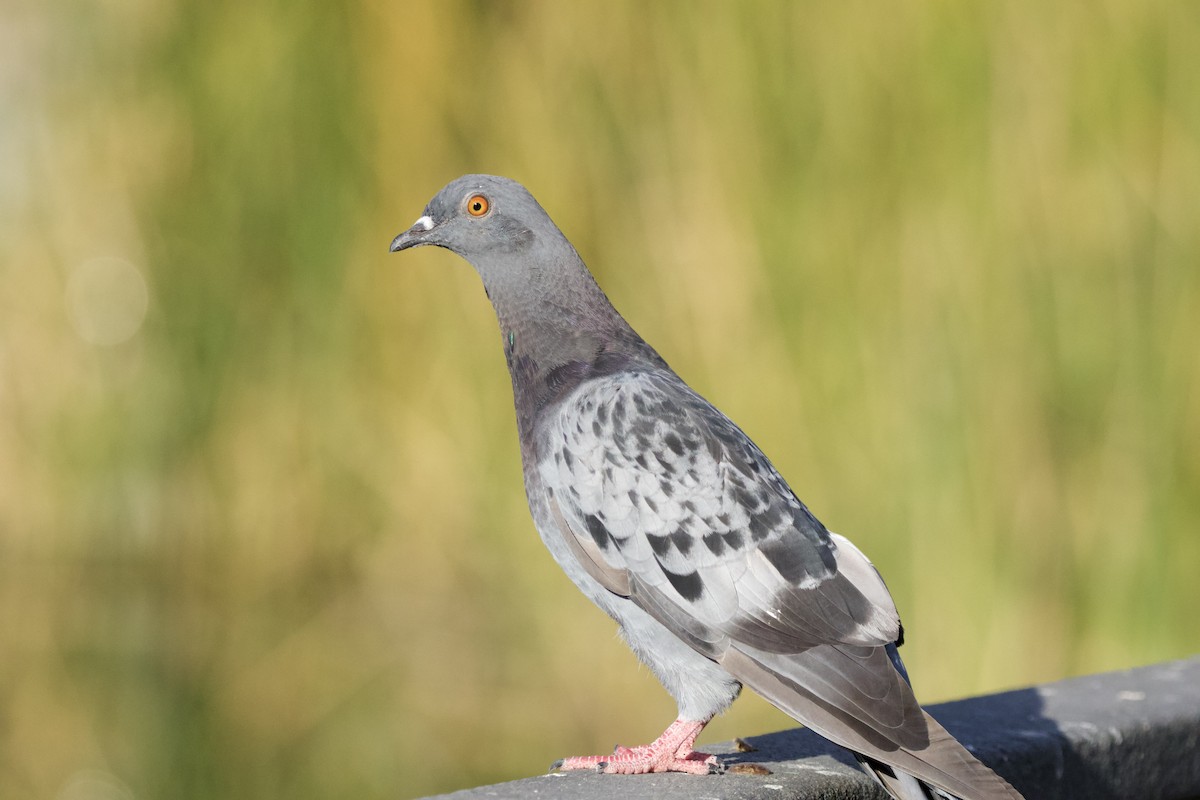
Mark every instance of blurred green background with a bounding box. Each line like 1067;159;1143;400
2;2;1198;798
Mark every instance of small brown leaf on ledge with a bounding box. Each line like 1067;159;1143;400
726;763;772;776
731;738;757;752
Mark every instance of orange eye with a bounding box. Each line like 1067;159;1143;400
467;194;490;216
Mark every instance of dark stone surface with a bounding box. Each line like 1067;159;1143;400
419;657;1200;800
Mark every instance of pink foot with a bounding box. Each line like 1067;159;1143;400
551;718;722;776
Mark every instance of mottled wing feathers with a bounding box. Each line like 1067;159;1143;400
548;493;631;595
537;370;901;657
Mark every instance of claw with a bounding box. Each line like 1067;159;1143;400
549;759;564;772
551;717;717;776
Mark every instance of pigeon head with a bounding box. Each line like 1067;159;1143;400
389;175;665;428
389;174;562;263
388;174;631;336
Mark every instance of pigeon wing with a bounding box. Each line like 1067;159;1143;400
537;369;902;659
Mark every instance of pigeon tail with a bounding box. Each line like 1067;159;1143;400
720;646;1024;800
847;713;1018;800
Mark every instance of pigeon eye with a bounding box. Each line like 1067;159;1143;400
467;194;490;217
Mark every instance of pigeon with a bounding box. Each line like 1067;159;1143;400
390;175;1024;800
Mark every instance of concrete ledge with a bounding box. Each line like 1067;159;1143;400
421;656;1200;800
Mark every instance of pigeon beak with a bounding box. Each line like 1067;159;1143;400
389;215;436;252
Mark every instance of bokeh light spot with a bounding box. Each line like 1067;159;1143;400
57;770;137;800
66;257;150;346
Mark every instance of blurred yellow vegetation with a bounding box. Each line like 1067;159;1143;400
1;2;1198;798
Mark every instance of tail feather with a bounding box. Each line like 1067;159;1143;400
857;752;942;800
719;644;1024;800
850;710;1018;800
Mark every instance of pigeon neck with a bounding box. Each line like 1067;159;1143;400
477;249;640;367
474;250;665;449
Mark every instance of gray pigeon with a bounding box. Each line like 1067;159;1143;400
390;175;1024;800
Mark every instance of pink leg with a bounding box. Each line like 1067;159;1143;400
551;717;722;775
